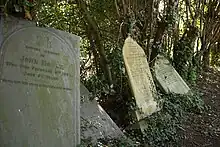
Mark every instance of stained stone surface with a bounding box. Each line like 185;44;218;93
0;26;80;147
123;37;159;121
154;55;190;94
1;16;35;39
80;83;91;102
80;84;124;143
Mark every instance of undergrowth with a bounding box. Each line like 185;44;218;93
140;92;205;147
79;91;206;147
79;138;135;147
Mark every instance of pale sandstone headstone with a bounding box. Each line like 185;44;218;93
0;26;80;146
154;55;190;94
123;37;159;121
80;83;124;143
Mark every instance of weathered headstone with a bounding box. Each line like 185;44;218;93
0;25;80;146
80;83;91;102
80;83;124;143
1;16;35;40
154;55;190;94
123;37;159;121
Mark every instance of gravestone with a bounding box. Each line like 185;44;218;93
0;26;80;146
123;37;159;121
0;16;35;42
80;83;91;102
154;55;190;94
80;83;124;143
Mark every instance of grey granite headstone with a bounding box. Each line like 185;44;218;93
80;83;124;143
154;55;190;94
1;16;35;39
0;26;80;146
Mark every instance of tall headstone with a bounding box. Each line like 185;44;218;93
80;83;124;143
0;26;80;146
154;55;190;94
123;37;159;121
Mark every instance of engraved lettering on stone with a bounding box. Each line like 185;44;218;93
1;31;74;90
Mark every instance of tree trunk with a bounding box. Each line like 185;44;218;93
76;0;113;85
211;43;220;66
149;20;166;66
203;44;211;70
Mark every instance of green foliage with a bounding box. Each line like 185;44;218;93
173;36;199;84
78;137;136;147
36;1;210;146
83;75;110;98
210;46;220;67
78;92;205;147
188;67;197;85
37;1;83;35
132;92;204;147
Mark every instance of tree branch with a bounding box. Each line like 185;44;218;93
76;0;113;85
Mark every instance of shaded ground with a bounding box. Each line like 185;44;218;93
99;67;220;146
182;68;220;147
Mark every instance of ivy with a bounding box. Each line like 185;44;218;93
78;91;205;147
78;137;136;147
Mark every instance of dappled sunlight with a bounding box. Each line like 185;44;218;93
1;0;220;146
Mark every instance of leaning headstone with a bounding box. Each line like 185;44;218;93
123;37;159;121
80;83;124;143
154;55;190;94
0;25;80;146
80;83;91;102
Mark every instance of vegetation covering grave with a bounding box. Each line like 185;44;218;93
1;0;220;146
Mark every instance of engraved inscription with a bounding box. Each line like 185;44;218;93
154;55;190;94
123;37;158;118
157;64;179;85
21;56;38;65
1;41;74;90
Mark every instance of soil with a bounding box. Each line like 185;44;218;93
182;68;220;147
